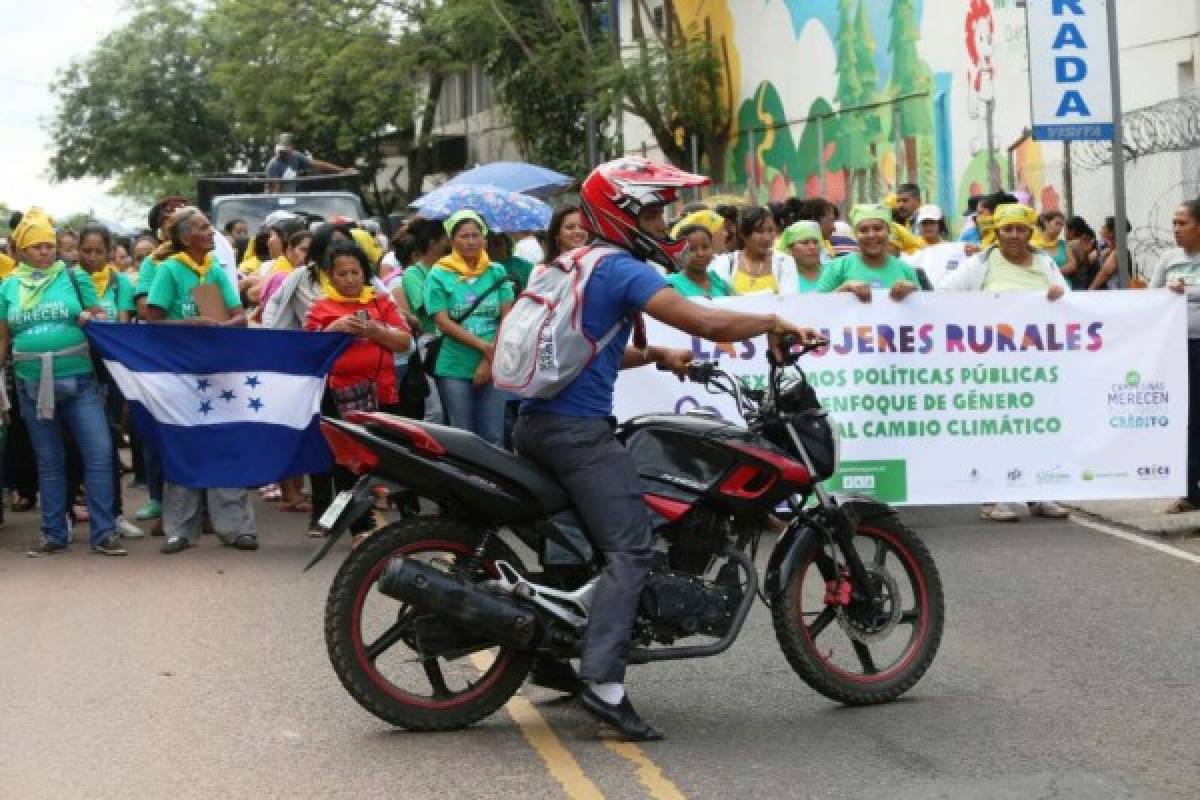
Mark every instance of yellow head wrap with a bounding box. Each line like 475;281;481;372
350;227;383;267
849;204;892;231
671;210;725;240
992;203;1037;231
776;221;822;252
11;208;56;251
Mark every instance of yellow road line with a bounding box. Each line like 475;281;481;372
470;652;605;800
603;740;687;800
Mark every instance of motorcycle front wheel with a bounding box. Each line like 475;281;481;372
325;518;533;731
772;507;944;705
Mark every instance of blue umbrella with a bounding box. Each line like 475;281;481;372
410;183;553;233
442;162;573;198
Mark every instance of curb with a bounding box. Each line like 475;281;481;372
1066;504;1200;539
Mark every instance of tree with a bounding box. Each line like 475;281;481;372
853;0;884;198
889;0;933;184
205;0;423;213
830;0;870;205
465;0;611;177
47;0;242;202
596;0;733;181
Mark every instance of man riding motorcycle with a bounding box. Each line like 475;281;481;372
512;158;820;741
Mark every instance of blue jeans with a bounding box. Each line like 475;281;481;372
437;377;509;447
17;374;116;547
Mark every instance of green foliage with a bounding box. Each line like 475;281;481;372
471;0;610;178
852;0;884;145
47;0;240;200
596;4;732;179
831;0;870;176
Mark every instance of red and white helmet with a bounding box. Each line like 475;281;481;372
579;157;711;270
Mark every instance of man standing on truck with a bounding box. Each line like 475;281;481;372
265;133;353;193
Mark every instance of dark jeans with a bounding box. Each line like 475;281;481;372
1188;340;1200;505
309;389;377;532
513;412;654;685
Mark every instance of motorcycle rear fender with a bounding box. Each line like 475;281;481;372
764;497;899;601
303;476;398;571
321;417;544;524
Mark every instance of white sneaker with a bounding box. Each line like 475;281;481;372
115;515;146;539
980;503;1021;522
1029;501;1069;519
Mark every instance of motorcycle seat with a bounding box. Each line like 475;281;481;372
362;416;570;513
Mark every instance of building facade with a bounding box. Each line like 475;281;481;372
619;0;1200;256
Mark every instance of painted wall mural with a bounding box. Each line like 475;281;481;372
667;0;1060;223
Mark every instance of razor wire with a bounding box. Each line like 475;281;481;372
1073;93;1200;169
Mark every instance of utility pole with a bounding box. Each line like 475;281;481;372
1106;0;1131;287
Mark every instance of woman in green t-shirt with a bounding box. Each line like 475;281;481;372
424;210;515;447
0;210;123;556
143;207;257;556
777;220;824;293
815;205;920;303
396;218;450;424
78;224;144;540
666;225;731;298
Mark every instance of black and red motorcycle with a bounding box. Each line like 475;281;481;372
308;338;944;732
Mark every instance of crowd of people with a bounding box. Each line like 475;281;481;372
1;170;1197;557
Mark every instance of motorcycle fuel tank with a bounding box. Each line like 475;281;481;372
620;413;767;501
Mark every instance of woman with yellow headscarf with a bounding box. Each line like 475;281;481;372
0;210;126;556
935;202;1071;524
424;210;515;446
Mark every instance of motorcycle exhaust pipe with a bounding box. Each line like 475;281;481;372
377;557;539;649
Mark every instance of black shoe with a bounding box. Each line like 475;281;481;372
530;656;583;695
91;537;128;556
220;534;259;551
160;537;191;555
26;541;66;557
579;688;664;742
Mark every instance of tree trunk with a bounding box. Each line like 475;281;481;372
406;70;445;202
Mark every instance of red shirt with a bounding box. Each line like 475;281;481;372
305;296;409;405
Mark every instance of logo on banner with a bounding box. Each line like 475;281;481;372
1007;468;1024;483
1137;465;1171;479
1036;466;1071;485
1107;371;1171;430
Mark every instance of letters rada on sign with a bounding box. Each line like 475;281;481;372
1026;0;1114;142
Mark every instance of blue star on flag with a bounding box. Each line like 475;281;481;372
198;399;214;415
220;389;237;403
244;375;261;389
248;397;264;413
197;378;212;392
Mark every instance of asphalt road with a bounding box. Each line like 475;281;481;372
1;499;1198;800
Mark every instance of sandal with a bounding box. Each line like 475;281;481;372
1165;498;1197;514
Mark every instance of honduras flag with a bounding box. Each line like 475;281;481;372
86;324;350;489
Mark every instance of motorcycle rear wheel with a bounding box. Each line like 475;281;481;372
772;508;944;705
325;518;533;731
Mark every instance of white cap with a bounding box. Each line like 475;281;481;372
915;204;944;224
263;210;301;227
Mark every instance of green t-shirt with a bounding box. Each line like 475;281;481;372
424;264;515;379
401;263;436;335
667;270;732;298
92;270;137;321
796;269;823;293
0;265;99;382
815;253;918;293
136;255;159;297
146;257;241;320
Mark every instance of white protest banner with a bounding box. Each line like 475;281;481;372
614;291;1187;504
1026;0;1114;141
